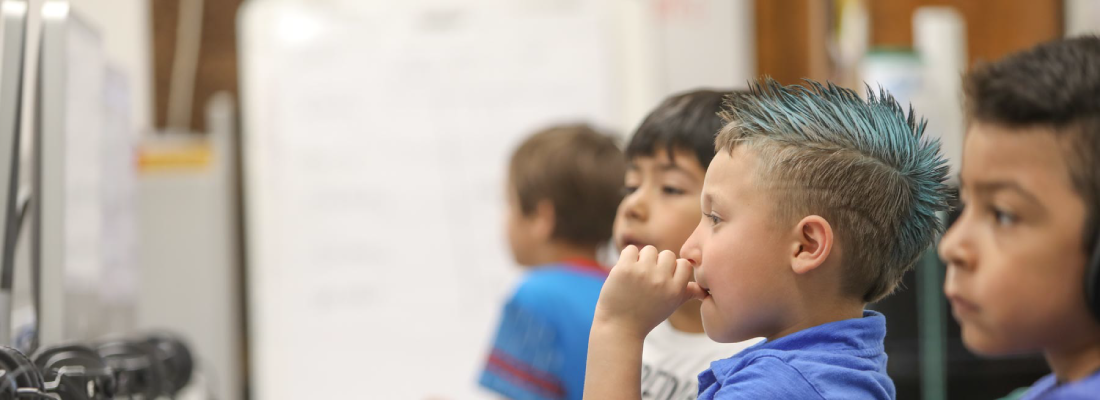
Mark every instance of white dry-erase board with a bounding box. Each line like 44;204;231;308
239;0;616;398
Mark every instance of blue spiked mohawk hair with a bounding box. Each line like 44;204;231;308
716;77;951;302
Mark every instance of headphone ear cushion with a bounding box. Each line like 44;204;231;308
97;340;168;399
145;334;193;394
1086;233;1100;321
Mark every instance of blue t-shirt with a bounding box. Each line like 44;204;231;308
1019;369;1100;400
479;260;608;400
697;310;894;400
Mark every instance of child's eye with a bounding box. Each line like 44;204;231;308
993;208;1017;226
622;186;638;196
662;186;685;195
705;212;721;226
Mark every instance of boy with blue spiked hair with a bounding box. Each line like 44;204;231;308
584;78;951;400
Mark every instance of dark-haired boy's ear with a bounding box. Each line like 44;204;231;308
531;200;556;241
790;215;833;275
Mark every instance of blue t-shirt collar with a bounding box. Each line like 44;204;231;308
710;310;887;375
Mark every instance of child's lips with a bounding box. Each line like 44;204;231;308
618;234;651;250
947;294;980;317
696;278;711;297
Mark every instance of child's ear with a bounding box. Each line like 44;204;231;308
790;215;833;275
532;200;556;240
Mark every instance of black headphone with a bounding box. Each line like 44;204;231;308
0;346;48;399
1086;231;1100;322
144;334;194;396
96;340;169;399
34;344;116;400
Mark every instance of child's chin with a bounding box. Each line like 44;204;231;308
700;319;745;343
700;329;722;342
960;326;1026;356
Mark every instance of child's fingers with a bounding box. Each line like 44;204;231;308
672;258;694;287
638;245;659;266
618;245;640;265
684;281;707;300
656;250;677;276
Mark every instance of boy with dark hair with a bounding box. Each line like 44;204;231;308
940;36;1100;399
616;89;761;399
480;124;626;400
585;79;951;399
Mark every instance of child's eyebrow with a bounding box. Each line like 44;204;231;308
657;163;684;172
658;163;702;182
971;181;1042;205
658;163;699;176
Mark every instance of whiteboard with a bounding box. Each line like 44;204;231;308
239;0;616;398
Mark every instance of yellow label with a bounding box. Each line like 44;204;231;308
138;144;213;172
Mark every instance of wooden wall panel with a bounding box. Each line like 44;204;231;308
867;0;1062;67
151;0;244;132
755;0;830;85
757;0;1062;85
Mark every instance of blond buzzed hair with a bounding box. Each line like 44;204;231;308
716;78;950;303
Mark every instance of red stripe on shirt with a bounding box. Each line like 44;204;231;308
486;349;565;398
562;257;608;277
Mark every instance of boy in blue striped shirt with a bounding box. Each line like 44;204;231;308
480;124;625;400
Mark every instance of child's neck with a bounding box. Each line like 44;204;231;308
1045;328;1100;383
768;298;865;342
668;300;705;334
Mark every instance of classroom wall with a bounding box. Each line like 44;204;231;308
612;0;754;132
137;102;242;400
1066;0;1100;36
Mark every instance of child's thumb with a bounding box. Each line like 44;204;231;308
684;281;707;300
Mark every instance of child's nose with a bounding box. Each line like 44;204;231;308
622;194;648;221
680;224;704;265
938;217;975;272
